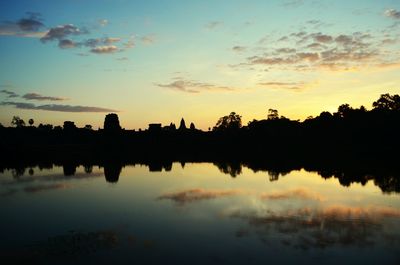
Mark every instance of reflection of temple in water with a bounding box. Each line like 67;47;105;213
63;164;76;176
104;163;122;183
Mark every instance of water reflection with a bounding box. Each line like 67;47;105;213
0;161;399;264
158;188;244;206
229;205;400;250
104;163;122;183
1;160;399;193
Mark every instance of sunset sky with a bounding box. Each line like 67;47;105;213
1;0;399;130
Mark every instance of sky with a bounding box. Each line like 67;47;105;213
0;0;400;130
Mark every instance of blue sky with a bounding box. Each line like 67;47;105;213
1;0;400;129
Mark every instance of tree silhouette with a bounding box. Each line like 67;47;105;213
267;109;279;120
84;124;93;130
63;121;77;131
190;122;196;130
28;118;34;126
372;93;400;111
335;104;352;118
11;116;25;128
213;112;242;131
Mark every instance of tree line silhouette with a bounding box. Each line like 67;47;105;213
0;93;399;168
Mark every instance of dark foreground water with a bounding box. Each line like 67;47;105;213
1;163;400;264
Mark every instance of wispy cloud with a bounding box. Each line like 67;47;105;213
158;188;243;205
40;24;88;42
384;9;400;19
24;183;71;193
0;89;19;98
282;0;304;8
232;46;247;53
1;14;131;55
104;37;121;44
22;93;67;101
58;39;77;49
260;188;325;201
0;12;46;37
98;19;109;27
156;78;235;93
236;30;395;72
90;45;119;54
205;21;223;30
141;34;156;45
1;101;118;112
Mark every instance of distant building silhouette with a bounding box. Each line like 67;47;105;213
179;118;187;130
104;113;121;132
148;123;162;132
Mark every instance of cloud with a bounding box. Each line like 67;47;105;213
98;19;109;27
156;79;235;93
276;48;296;53
205;21;223;30
40;24;87;42
258;80;317;91
282;0;304;7
24;183;70;193
239;30;392;72
157;188;243;205
83;38;102;47
17;15;44;32
58;39;77;49
22;93;67;101
104;37;121;44
90;45;119;54
385;9;400;19
306;42;325;50
232;46;247;53
0;12;46;37
260;188;325;201
1;101;118;112
0;89;19;98
82;37;121;48
297;52;319;61
248;52;319;65
313;33;333;43
141;35;156;45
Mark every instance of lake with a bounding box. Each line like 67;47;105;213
1;162;400;264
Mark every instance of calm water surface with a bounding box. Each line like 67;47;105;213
1;163;400;264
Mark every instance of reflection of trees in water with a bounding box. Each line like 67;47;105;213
374;176;400;194
11;167;25;178
148;161;173;172
213;161;242;177
1;161;400;193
